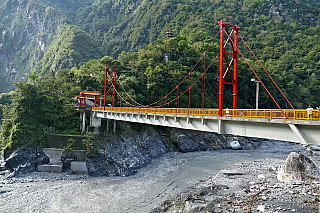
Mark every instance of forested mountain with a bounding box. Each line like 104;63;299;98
0;0;319;108
0;0;99;93
0;0;320;151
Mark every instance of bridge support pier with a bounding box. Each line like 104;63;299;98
113;120;116;133
82;112;86;133
218;120;225;134
90;116;101;134
106;119;109;133
288;124;308;147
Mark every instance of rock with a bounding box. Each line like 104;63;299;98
277;152;320;183
268;166;277;173
229;141;241;150
172;129;227;152
86;123;230;177
258;174;265;179
86;124;168;177
261;195;267;201
257;205;265;212
5;148;49;177
309;145;320;151
214;207;223;213
220;170;244;176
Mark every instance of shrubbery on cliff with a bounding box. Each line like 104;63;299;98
0;81;80;151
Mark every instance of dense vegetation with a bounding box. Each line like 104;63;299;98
0;0;319;150
0;74;80;151
34;24;105;75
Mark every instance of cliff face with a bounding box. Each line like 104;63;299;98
86;122;231;177
0;0;102;93
0;1;65;93
0;0;65;92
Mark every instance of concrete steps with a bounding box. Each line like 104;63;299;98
41;148;88;174
38;164;63;173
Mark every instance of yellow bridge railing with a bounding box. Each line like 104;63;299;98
92;107;320;121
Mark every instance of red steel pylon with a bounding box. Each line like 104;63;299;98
218;20;240;116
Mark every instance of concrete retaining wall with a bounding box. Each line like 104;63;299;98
46;134;87;149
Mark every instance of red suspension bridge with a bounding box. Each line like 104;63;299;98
76;20;320;146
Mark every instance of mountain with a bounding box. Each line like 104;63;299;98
0;0;100;93
0;0;319;108
34;24;105;74
75;0;320;57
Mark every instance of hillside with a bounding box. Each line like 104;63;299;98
75;0;320;57
34;25;105;74
0;0;319;108
0;0;99;93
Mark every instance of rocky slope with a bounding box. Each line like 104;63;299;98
0;0;65;92
1;121;262;178
86;122;258;177
152;148;320;213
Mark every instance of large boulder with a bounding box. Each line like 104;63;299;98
5;148;49;177
277;152;320;183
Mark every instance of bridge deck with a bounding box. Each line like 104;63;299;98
91;107;320;146
93;107;320;122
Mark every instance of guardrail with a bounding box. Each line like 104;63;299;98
92;107;320;121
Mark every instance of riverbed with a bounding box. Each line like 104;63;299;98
0;140;317;213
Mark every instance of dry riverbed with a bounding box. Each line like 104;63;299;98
0;140;319;213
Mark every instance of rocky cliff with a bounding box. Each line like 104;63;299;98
0;0;65;92
0;0;103;93
86;122;255;177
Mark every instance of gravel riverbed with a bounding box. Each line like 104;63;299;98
0;140;319;213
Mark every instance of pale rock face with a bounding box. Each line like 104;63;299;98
277;152;320;183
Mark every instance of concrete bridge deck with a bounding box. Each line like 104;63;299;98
90;107;320;146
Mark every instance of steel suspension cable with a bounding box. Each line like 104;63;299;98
108;77;135;107
223;30;287;117
239;34;295;109
148;31;220;107
158;54;218;107
116;76;146;107
104;30;220;109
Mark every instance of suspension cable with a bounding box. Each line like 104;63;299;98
158;54;218;107
116;76;146;107
108;77;135;107
223;30;287;117
239;34;294;109
148;31;220;107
